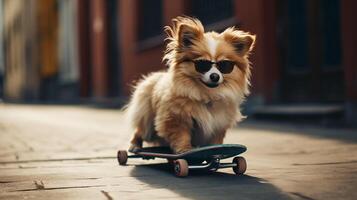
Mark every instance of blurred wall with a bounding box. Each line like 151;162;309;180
118;0;186;95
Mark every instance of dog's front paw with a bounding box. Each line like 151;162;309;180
174;146;192;154
128;144;142;153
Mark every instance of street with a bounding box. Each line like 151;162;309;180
0;104;356;200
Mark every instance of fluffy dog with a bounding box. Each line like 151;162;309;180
126;16;255;153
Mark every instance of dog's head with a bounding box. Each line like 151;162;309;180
163;16;255;101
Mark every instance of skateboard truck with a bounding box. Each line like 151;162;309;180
181;156;244;172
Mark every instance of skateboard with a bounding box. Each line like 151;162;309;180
117;144;247;177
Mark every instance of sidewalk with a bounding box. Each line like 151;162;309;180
0;104;356;200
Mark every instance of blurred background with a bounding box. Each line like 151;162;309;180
0;0;356;125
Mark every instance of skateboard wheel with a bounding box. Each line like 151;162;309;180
117;150;128;165
173;159;189;177
232;156;247;175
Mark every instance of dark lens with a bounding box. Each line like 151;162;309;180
217;60;235;74
194;60;212;73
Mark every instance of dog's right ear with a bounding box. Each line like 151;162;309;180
165;16;204;49
178;24;199;47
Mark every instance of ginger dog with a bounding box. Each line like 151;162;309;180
125;16;255;153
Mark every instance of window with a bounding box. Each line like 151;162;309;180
321;0;341;68
286;0;309;70
137;0;163;41
190;0;234;25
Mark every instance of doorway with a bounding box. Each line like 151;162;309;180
277;0;344;103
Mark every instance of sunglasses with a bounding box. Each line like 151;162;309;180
193;60;236;74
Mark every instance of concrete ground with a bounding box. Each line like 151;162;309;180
0;104;356;200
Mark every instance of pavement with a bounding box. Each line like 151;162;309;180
0;104;356;200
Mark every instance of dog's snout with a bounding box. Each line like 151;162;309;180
210;73;220;83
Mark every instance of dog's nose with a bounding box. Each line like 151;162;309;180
210;73;220;83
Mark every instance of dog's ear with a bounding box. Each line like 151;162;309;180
222;27;256;56
165;16;204;49
178;24;200;47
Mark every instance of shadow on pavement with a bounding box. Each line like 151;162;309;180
239;120;357;143
130;163;292;200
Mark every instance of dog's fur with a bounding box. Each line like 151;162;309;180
126;16;255;153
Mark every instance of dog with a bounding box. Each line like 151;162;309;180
125;16;255;153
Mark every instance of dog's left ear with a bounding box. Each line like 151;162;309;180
222;27;256;56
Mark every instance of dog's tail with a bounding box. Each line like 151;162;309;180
124;72;164;141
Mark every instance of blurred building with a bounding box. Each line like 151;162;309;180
0;0;356;124
2;0;38;100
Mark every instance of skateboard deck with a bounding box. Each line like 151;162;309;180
129;144;247;162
